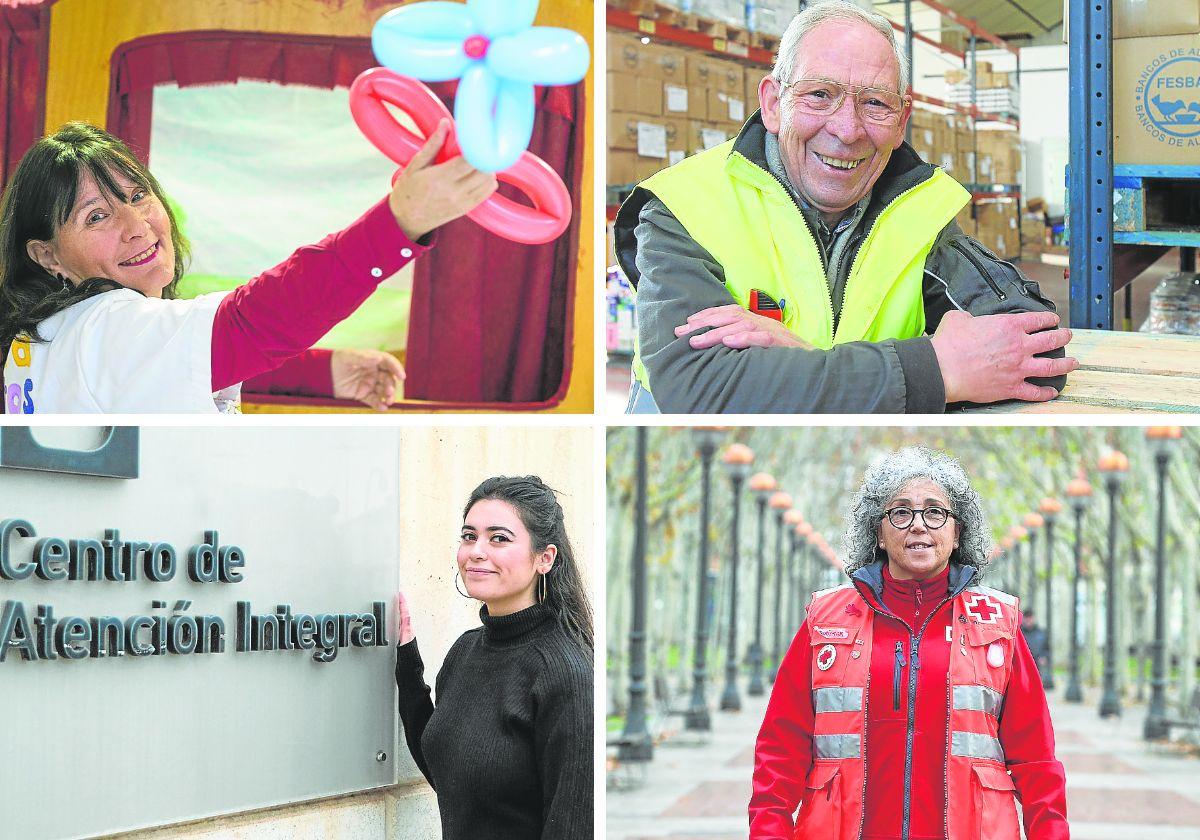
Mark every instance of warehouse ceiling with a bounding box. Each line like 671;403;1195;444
874;0;1064;46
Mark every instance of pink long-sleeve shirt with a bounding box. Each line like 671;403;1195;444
209;198;430;395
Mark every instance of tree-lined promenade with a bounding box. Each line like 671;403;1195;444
606;426;1200;831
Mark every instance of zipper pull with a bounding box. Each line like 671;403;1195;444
910;637;921;671
893;641;906;711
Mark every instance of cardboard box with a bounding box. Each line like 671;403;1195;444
745;68;771;114
607;149;639;185
686;120;731;154
689;56;745;94
1066;0;1200;40
609;111;675;158
606;32;690;81
1115;0;1200;38
706;88;748;126
1113;34;1200;166
608;72;663;117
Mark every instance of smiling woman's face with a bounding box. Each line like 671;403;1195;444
27;169;175;298
877;477;959;581
457;499;555;615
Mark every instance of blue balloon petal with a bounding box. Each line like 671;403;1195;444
488;28;590;86
455;66;534;172
467;0;539;38
372;3;474;80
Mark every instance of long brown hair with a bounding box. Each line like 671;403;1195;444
465;475;594;651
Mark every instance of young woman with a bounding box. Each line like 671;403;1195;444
0;120;495;413
394;475;593;840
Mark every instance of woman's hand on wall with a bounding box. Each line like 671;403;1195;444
387;119;498;241
331;348;405;411
394;591;415;645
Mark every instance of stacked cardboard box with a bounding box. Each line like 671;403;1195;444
607;32;703;184
973;129;1022;185
606;31;752;184
908;108;963;182
974;199;1021;260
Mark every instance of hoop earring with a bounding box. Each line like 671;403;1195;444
454;571;470;598
537;572;547;604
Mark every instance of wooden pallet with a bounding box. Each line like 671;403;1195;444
1110;165;1200;248
751;31;781;54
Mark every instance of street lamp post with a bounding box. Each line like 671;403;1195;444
782;511;803;644
685;428;722;731
1023;513;1044;609
719;443;754;713
1000;536;1015;593
1144;426;1182;740
1064;475;1092;703
1098;448;1130;718
768;491;793;683
1039;498;1063;690
618;426;653;761
794;521;813;636
1008;526;1028;601
747;472;777;696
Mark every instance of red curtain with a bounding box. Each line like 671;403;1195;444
107;30;583;406
0;0;52;193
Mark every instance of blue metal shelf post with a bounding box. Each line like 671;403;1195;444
1068;0;1113;329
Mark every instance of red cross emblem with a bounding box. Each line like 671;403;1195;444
816;644;837;671
965;594;1001;624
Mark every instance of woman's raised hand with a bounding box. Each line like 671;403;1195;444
387;119;498;241
394;591;415;645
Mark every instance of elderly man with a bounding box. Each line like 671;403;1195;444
614;0;1077;413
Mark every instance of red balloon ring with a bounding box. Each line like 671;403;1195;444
349;67;572;246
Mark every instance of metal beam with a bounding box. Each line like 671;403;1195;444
1068;0;1114;329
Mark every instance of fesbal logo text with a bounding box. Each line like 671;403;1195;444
1135;48;1200;144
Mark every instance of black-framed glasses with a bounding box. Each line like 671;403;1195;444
882;506;956;530
778;77;908;125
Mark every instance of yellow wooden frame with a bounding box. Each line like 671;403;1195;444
42;0;593;412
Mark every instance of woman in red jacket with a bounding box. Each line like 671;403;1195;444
750;447;1068;840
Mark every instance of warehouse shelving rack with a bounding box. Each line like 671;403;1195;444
1068;0;1199;331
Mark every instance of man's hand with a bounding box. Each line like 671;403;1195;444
930;310;1078;404
331;348;405;411
388;119;498;240
675;304;816;350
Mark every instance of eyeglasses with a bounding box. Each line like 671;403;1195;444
882;506;956;530
778;78;908;125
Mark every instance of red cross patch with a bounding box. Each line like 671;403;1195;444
816;644;837;671
964;593;1001;624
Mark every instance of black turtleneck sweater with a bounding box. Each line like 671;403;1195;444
395;603;593;840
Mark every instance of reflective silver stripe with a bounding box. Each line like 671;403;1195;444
813;687;864;713
814;733;861;759
951;731;1005;762
953;685;1003;718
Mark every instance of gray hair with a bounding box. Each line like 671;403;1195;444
841;447;991;574
773;0;910;94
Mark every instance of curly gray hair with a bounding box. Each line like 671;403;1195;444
842;447;991;574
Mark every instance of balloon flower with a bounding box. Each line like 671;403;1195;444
350;68;572;245
371;0;590;173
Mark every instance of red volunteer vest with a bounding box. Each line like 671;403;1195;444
797;581;1022;840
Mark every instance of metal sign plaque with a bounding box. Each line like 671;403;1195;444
0;428;403;840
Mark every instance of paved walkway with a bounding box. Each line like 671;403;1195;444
606;681;1200;839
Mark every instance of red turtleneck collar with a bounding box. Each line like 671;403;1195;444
882;562;950;627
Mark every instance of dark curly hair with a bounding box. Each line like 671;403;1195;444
0;122;190;355
465;475;593;651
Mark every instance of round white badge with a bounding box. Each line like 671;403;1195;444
816;643;837;671
986;642;1004;668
